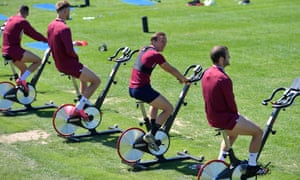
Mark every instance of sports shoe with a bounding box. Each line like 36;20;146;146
239;0;250;5
16;79;29;92
143;132;159;151
186;0;204;6
244;165;269;178
69;108;89;121
204;0;216;6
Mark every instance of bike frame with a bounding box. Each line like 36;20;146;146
94;47;139;109
257;78;300;160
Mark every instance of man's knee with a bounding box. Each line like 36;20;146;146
93;76;101;87
255;127;263;137
165;104;173;115
34;59;42;65
22;51;41;63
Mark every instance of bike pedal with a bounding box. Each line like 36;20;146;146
67;117;81;123
258;162;271;175
257;167;269;176
149;143;159;151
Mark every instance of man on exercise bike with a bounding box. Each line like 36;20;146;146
1;5;48;92
47;0;100;120
129;32;188;151
201;45;266;177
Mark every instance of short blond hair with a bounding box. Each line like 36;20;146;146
56;0;71;12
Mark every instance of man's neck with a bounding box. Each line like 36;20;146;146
213;64;225;71
57;14;66;21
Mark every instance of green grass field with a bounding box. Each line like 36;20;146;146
0;0;299;179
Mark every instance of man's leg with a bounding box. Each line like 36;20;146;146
15;50;41;75
218;135;237;161
226;115;265;177
70;66;100;121
149;95;173;125
143;95;173;151
13;50;41;91
78;66;100;99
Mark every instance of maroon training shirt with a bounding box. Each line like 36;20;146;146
129;47;166;88
201;65;238;130
47;18;83;78
2;15;47;61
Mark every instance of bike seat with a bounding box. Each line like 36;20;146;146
2;55;13;65
214;128;226;136
136;100;146;104
2;55;12;60
60;73;73;80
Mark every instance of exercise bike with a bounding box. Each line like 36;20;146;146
197;78;300;179
0;48;57;116
52;47;138;142
116;64;205;170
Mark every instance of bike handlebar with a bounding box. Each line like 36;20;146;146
108;47;139;63
262;82;300;108
183;64;204;83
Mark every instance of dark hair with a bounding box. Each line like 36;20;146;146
19;5;29;16
210;46;228;63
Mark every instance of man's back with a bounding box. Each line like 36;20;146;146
201;65;238;129
47;19;78;71
2;15;26;51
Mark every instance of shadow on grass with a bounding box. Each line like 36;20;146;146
63;132;120;149
128;160;201;177
34;109;56;118
1;107;56;118
0;74;12;79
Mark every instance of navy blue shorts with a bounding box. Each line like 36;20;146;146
129;85;160;103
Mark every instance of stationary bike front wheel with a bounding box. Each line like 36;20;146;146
116;127;146;163
81;106;102;129
197;160;230;180
16;84;36;105
232;164;256;180
149;129;170;156
0;82;14;110
52;104;78;137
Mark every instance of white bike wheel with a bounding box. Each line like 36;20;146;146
116;127;145;163
232;164;256;180
197;160;230;180
81;106;101;129
0;82;14;110
149;129;170;156
16;84;36;105
52;104;78;137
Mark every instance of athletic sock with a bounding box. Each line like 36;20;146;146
150;119;156;128
150;123;161;136
76;96;88;110
20;70;31;81
86;99;92;105
218;150;228;161
248;152;258;166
